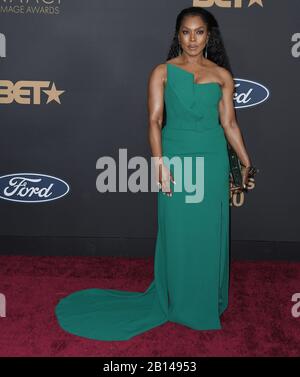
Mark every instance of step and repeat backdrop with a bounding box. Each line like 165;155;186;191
0;0;299;258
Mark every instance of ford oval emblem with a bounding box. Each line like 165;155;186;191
234;78;270;109
0;173;70;203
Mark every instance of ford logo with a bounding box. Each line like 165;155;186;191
234;79;270;109
0;173;70;203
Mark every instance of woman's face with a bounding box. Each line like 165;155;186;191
178;15;209;56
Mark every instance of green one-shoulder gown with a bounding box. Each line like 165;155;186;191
55;63;230;340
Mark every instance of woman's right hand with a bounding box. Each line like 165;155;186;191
155;157;175;197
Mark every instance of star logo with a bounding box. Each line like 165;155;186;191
248;0;263;7
43;82;65;104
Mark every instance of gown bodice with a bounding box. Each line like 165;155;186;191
163;63;223;133
162;63;227;156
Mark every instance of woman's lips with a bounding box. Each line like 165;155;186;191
188;46;198;49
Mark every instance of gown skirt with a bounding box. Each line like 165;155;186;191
55;62;230;340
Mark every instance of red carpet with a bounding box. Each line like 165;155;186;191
0;255;299;356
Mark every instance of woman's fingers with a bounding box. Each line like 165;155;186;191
161;177;174;196
242;175;249;189
170;173;176;185
160;168;176;197
241;166;251;188
161;181;172;196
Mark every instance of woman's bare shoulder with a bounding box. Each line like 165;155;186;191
148;62;169;86
216;65;234;83
207;62;234;88
150;57;181;75
152;63;167;73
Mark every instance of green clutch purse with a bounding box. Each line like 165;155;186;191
227;143;259;207
227;143;243;188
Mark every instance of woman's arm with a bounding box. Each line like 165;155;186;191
147;64;174;196
218;67;252;168
147;64;165;159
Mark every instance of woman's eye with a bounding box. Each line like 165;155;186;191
182;30;204;35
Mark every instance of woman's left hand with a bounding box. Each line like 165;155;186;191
241;165;251;189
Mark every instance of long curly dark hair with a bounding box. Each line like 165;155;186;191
166;6;234;75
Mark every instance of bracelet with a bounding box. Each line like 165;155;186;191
154;156;163;165
240;162;251;168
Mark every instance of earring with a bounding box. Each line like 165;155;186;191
204;44;208;58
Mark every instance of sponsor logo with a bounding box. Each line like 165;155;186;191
0;173;70;202
234;78;269;109
0;81;65;105
193;0;263;8
0;0;62;15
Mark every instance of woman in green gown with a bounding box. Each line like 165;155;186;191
55;6;252;341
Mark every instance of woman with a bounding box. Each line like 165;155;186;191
55;6;252;341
